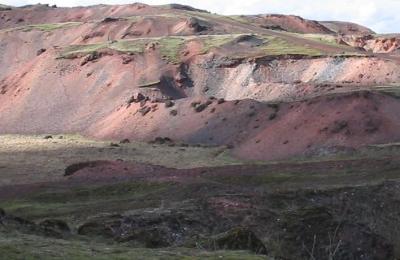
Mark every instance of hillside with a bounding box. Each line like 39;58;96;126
1;3;400;259
1;3;400;161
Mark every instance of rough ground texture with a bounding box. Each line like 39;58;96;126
1;3;400;259
1;136;400;259
1;3;400;162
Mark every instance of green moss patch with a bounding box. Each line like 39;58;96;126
0;181;175;221
59;36;186;64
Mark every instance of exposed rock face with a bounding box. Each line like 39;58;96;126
0;3;399;163
338;35;400;53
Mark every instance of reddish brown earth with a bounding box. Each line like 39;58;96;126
339;34;400;53
321;21;376;35
1;3;400;161
238;14;334;34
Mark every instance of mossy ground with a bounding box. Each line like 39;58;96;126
1;134;400;259
0;231;269;260
58;32;356;62
0;181;175;222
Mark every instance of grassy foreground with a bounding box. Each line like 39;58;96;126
0;134;241;186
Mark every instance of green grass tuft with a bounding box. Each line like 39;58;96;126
259;36;323;56
158;37;186;64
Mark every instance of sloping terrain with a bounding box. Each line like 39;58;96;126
1;136;400;259
232;14;335;34
321;21;376;35
2;3;400;259
1;3;400;161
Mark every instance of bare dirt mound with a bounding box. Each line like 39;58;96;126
240;14;334;34
234;92;400;161
321;21;375;35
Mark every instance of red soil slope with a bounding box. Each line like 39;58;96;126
321;21;375;35
1;3;400;161
240;14;334;34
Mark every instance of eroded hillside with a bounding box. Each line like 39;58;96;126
1;3;400;161
2;3;400;260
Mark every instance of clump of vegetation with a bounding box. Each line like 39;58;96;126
58;36;186;63
193;100;213;113
158;37;186;64
164;100;175;108
200;34;239;54
259;36;323;56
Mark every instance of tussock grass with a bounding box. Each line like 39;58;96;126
259;36;323;56
0;232;268;260
57;32;359;62
158;37;186;63
59;36;186;63
199;34;239;53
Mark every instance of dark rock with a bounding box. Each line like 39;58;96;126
151;137;173;145
36;48;46;56
136;93;146;102
44;135;53;139
64;161;109;176
139;100;147;107
217;98;225;104
268;103;280;111
134;93;146;103
138;106;151;116
191;101;201;107
269;113;277;120
170;109;178;116
194;103;208;113
122;56;133;64
120;139;130;144
164;100;175;108
101;17;119;23
80;52;101;66
247;111;256;117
